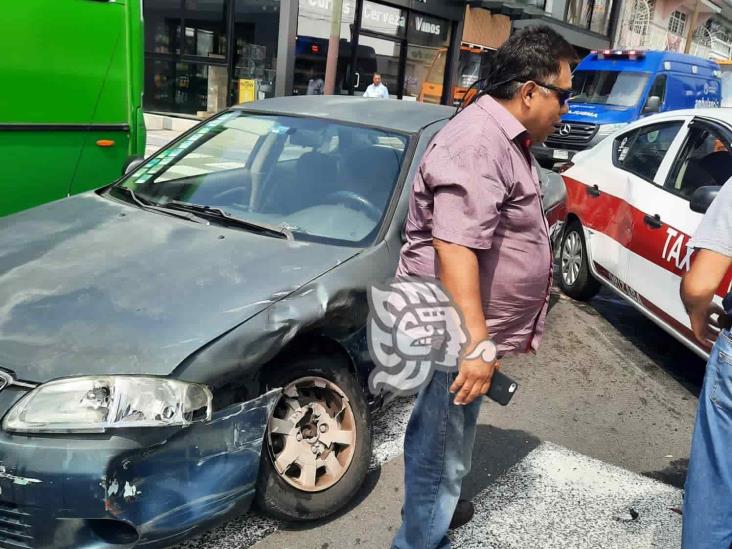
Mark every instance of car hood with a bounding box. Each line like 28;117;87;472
563;103;636;125
0;193;359;382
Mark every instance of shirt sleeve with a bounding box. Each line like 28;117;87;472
689;179;732;257
425;143;509;250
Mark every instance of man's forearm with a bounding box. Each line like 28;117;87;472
433;239;490;350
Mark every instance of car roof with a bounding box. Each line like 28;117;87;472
232;95;456;134
635;108;732;124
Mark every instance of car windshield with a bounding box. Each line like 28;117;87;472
116;112;409;245
571;70;649;107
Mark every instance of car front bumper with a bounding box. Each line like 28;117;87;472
0;388;280;548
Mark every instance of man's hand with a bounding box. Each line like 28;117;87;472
690;303;730;352
450;357;500;405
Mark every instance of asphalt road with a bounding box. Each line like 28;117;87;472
174;283;705;549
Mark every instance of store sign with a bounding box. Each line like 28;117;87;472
413;15;440;35
408;13;448;45
363;4;405;29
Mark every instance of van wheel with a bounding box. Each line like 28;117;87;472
255;355;371;522
559;222;601;301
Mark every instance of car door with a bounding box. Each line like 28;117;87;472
627;117;732;346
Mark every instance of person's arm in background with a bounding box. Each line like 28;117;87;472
426;143;508;405
681;181;732;351
681;250;732;351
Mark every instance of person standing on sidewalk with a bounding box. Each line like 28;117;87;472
363;73;389;99
681;182;732;548
392;26;576;549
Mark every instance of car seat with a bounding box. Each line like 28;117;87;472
340;146;403;213
261;151;339;213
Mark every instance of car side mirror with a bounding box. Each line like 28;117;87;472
123;156;145;176
643;96;661;114
690;185;721;213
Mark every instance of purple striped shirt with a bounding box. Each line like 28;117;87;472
396;95;552;355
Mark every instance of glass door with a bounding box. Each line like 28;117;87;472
348;34;402;97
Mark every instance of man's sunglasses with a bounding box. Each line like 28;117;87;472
515;80;574;106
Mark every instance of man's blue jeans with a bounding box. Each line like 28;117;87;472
392;370;482;549
683;328;732;548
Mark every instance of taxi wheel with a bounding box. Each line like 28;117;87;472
255;355;371;522
559;222;600;301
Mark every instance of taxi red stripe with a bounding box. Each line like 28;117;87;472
564;175;732;299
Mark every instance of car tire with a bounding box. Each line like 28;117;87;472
558;222;601;301
255;355;371;522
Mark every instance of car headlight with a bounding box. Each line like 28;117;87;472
596;123;626;136
3;376;212;433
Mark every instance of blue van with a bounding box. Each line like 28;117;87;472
534;50;721;167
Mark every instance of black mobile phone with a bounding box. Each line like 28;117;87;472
485;370;518;406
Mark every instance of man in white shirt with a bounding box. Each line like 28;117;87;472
363;73;389;99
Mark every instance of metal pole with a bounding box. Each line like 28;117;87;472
684;0;701;54
324;0;344;95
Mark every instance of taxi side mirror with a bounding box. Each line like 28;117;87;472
690;185;721;213
643;96;661;114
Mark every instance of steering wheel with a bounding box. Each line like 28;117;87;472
323;190;382;220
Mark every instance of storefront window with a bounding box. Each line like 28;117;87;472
145;59;229;115
359;35;401;97
183;0;228;58
145;0;182;54
590;0;614;34
293;0;356;95
403;13;451;103
565;0;592;29
233;0;280;103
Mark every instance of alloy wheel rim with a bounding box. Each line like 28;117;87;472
561;231;582;287
267;376;356;492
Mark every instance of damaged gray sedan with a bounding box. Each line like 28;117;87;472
0;96;565;548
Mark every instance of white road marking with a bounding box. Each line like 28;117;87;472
451;442;682;549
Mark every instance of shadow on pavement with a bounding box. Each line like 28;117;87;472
461;425;542;500
642;457;689;489
276;464;383;532
584;287;705;397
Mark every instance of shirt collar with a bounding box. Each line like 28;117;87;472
475;94;528;141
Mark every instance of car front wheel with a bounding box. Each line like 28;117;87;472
255;355;371;521
559;222;601;301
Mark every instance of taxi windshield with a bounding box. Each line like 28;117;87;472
571;70;649;108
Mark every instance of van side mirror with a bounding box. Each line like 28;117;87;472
690;185;721;213
123;156;145;176
643;96;661;113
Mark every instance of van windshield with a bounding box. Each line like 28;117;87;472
571;70;649;107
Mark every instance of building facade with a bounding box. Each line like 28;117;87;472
142;0;464;116
615;0;732;60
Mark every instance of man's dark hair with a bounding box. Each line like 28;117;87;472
484;26;578;100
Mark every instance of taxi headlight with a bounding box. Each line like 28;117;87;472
3;376;212;433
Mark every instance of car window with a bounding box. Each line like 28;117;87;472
120;112;410;246
666;124;732;200
646;75;667;106
613;121;683;182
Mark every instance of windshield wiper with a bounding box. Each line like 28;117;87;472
161;200;294;240
109;187;206;224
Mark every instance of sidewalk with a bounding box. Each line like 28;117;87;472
143;113;198;157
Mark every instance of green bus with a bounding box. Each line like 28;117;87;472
1;0;145;217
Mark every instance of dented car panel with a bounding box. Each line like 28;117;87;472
0;389;279;548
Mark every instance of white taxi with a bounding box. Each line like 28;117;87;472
557;108;732;358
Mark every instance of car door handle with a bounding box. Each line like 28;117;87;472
586;184;600;197
644;213;663;229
